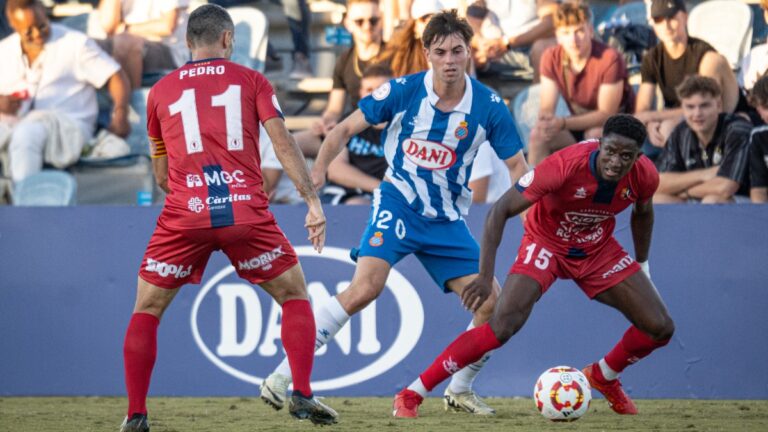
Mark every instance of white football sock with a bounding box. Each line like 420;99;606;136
407;377;428;398
448;320;494;394
274;296;350;378
598;358;620;381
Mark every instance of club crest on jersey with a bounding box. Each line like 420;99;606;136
518;170;535;188
402;138;457;170
454;121;469;140
574;187;587;199
620;187;632;200
369;231;384;247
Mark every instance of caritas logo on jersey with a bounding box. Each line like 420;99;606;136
402;139;457;170
190;246;424;391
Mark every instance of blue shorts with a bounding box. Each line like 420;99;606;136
351;182;480;292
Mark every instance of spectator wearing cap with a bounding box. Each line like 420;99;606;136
654;75;751;204
747;75;768;203
739;0;768;93
635;0;743;150
95;0;190;91
468;0;557;82
378;0;442;77
527;1;634;166
0;0;130;182
294;0;385;158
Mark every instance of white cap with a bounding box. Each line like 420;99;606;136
411;0;444;20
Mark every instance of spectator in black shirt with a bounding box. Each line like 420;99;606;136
748;75;768;203
655;75;752;204
635;0;742;149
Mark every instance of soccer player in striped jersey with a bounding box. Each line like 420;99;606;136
120;5;336;431
260;10;530;417
404;114;675;416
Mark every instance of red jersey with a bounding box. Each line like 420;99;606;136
147;58;283;229
515;141;659;257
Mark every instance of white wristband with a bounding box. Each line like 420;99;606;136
638;261;650;278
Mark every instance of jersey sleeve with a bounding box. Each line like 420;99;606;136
539;46;558;82
635;156;660;204
750;130;768;188
486;96;523;160
254;73;284;123
514;152;568;202
601;48;626;84
358;78;402;125
75;36;120;89
146;87;166;158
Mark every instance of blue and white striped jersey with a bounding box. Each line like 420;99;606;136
359;70;523;220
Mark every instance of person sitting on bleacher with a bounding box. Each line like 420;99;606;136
321;64;391;205
527;1;633;166
294;0;385;158
654;75;751;204
747;75;768;203
739;0;768;94
635;0;744;150
95;0;190;91
0;0;130;183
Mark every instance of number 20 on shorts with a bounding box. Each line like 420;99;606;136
373;210;406;240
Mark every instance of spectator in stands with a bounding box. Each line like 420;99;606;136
95;0;190;90
468;0;557;82
468;141;510;204
0;0;130;183
739;0;768;92
748;75;768;203
0;0;11;39
294;0;385;157
378;0;437;77
527;1;634;166
282;0;313;79
655;75;751;204
322;64;391;205
636;0;743;149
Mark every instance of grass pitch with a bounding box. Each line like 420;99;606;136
1;397;766;431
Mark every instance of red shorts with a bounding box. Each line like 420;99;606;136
508;234;640;298
139;217;298;289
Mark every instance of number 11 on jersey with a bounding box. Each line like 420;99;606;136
168;85;244;154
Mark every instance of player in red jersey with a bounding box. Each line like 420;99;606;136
393;114;675;417
120;5;336;432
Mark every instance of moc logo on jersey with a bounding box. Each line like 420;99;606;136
238;246;284;271
402;139;457;170
191;246;424;391
200;169;246;188
188;197;204;213
145;258;193;279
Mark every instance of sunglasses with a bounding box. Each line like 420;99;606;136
353;17;381;27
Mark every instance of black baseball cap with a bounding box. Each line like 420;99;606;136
650;0;687;20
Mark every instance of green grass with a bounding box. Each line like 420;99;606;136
1;397;766;431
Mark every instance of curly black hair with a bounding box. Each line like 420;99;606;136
602;114;647;147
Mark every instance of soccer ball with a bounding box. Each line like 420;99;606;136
533;366;592;421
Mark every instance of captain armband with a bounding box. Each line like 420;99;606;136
149;136;167;158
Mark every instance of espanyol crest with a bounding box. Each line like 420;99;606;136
190;246;424;391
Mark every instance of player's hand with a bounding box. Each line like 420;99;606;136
0;94;22;115
461;276;493;313
305;199;326;253
311;164;327;190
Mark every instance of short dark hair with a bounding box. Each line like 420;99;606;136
421;9;473;49
676;75;721;100
186;4;234;48
603;114;647;147
749;74;768;108
362;63;392;79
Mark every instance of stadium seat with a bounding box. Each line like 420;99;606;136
512;85;570;152
688;0;753;70
228;6;269;73
12;170;78;206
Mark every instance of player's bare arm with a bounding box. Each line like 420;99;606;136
313;109;372;188
461;187;534;311
151;156;169;193
630;199;654;264
504;150;530;184
263;117;327;252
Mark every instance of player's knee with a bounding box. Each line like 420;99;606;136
646;315;675;342
489;314;522;345
338;280;383;314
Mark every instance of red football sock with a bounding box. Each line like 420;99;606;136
124;313;159;416
281;299;316;396
604;326;670;373
419;323;503;392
